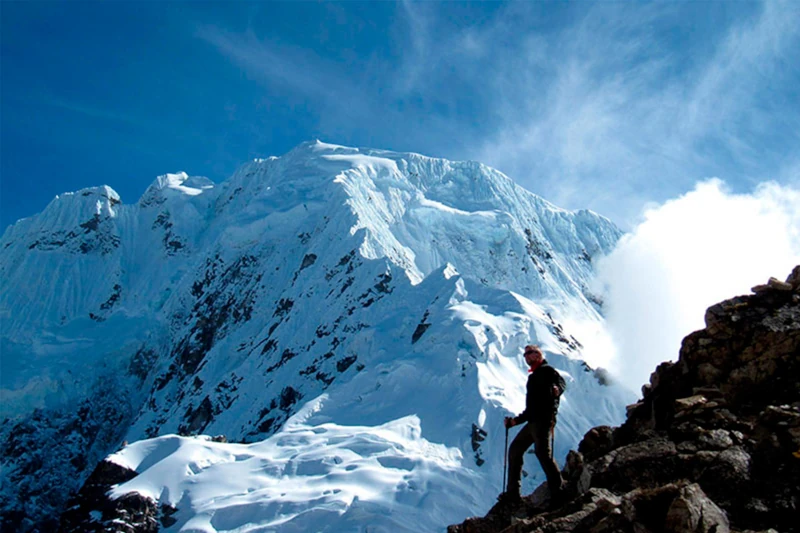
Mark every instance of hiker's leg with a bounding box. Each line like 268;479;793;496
507;423;535;496
533;420;563;494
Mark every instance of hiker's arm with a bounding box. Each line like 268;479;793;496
549;368;564;398
504;415;524;428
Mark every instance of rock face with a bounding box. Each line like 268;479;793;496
449;268;800;533
57;459;157;533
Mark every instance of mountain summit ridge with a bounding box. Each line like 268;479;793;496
1;140;619;340
1;141;632;532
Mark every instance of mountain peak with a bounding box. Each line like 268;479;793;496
1;141;628;532
1;184;121;242
53;185;121;213
139;172;215;208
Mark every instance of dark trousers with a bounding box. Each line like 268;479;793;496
507;419;563;497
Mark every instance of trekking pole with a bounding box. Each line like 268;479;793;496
503;424;509;493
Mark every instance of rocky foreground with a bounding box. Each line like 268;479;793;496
449;267;800;533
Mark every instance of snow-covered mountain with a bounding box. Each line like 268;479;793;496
0;141;635;532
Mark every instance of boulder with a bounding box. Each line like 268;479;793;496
786;265;800;289
578;426;615;462
664;483;729;533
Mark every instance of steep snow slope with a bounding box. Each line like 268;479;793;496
97;273;631;533
0;141;632;532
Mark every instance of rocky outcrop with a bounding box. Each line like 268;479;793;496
0;377;140;533
58;434;227;533
449;267;799;533
57;459;158;533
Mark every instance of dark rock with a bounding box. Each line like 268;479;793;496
266;348;298;373
449;268;800;533
336;355;357;373
591;438;679;492
182;396;214;435
412;310;432;344
300;253;317;270
279;386;301;411
697;428;733;450
664;483;729;533
160;503;178;528
472;424;488;467
562;451;591;498
786;265;800;289
578;426;615;462
471;424;487;452
58;459;159;533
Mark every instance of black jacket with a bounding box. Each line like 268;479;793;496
517;360;566;425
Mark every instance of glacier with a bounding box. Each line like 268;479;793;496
0;140;635;532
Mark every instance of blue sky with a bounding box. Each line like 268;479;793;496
2;1;799;231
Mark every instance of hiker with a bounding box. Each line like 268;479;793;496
499;344;566;505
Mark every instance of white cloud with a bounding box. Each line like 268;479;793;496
196;26;347;103
594;179;800;393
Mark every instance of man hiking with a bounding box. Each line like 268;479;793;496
499;344;566;506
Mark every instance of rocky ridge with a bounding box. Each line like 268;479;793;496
449;267;800;533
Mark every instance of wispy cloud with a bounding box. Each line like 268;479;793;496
196;17;471;152
36;93;155;130
473;2;800;227
197;2;799;229
196;25;350;106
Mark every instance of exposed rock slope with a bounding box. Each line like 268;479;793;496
449;267;800;533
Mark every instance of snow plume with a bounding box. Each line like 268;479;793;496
595;179;800;392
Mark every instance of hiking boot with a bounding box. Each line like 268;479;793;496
548;488;566;510
497;491;521;505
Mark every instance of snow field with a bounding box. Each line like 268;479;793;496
109;408;479;533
